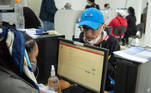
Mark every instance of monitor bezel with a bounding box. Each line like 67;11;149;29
57;38;109;93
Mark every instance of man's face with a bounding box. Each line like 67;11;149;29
81;25;102;41
107;5;110;9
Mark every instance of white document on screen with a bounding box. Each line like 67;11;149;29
113;47;151;64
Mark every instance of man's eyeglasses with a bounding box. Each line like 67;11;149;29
80;26;95;32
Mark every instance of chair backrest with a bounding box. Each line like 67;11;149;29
114;26;126;35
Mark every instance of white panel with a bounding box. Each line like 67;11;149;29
54;10;81;40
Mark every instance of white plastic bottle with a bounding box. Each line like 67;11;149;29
48;65;59;91
15;0;25;29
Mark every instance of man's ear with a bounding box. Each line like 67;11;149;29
102;24;106;29
98;24;106;31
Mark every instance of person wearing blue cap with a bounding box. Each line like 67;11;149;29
78;8;120;92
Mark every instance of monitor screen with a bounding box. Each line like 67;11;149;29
57;40;108;93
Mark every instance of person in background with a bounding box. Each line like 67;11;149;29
108;10;127;39
85;0;100;10
39;0;57;31
63;2;72;10
23;7;41;29
123;7;137;45
78;8;120;92
104;3;110;10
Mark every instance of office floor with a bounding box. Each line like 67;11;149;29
123;33;147;48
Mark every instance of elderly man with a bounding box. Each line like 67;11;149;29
78;8;120;92
64;2;72;10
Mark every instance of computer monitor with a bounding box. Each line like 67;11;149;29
57;39;109;93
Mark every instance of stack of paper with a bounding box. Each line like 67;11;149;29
113;47;151;63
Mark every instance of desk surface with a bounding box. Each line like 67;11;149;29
45;80;108;93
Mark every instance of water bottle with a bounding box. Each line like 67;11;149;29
15;0;25;29
48;65;59;91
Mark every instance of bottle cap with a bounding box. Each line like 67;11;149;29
16;0;21;3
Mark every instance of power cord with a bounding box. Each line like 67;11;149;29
36;66;39;79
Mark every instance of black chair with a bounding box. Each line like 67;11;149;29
23;7;41;29
128;30;143;46
113;26;126;42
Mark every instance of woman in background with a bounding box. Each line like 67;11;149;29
123;7;137;45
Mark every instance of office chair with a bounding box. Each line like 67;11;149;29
113;26;126;42
128;30;143;47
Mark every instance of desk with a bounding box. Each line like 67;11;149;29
114;56;151;93
45;80;108;93
115;58;151;93
35;34;65;84
115;58;139;93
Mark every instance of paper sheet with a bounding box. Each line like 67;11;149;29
114;47;151;63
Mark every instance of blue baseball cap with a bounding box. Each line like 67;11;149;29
79;8;104;30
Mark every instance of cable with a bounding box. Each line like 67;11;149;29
36;66;39;79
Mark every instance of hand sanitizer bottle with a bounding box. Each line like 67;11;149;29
48;65;59;91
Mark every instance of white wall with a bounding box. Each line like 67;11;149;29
97;0;142;24
97;0;126;9
25;0;143;22
24;0;145;25
25;0;87;18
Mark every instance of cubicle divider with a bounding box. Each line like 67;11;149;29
54;10;82;40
